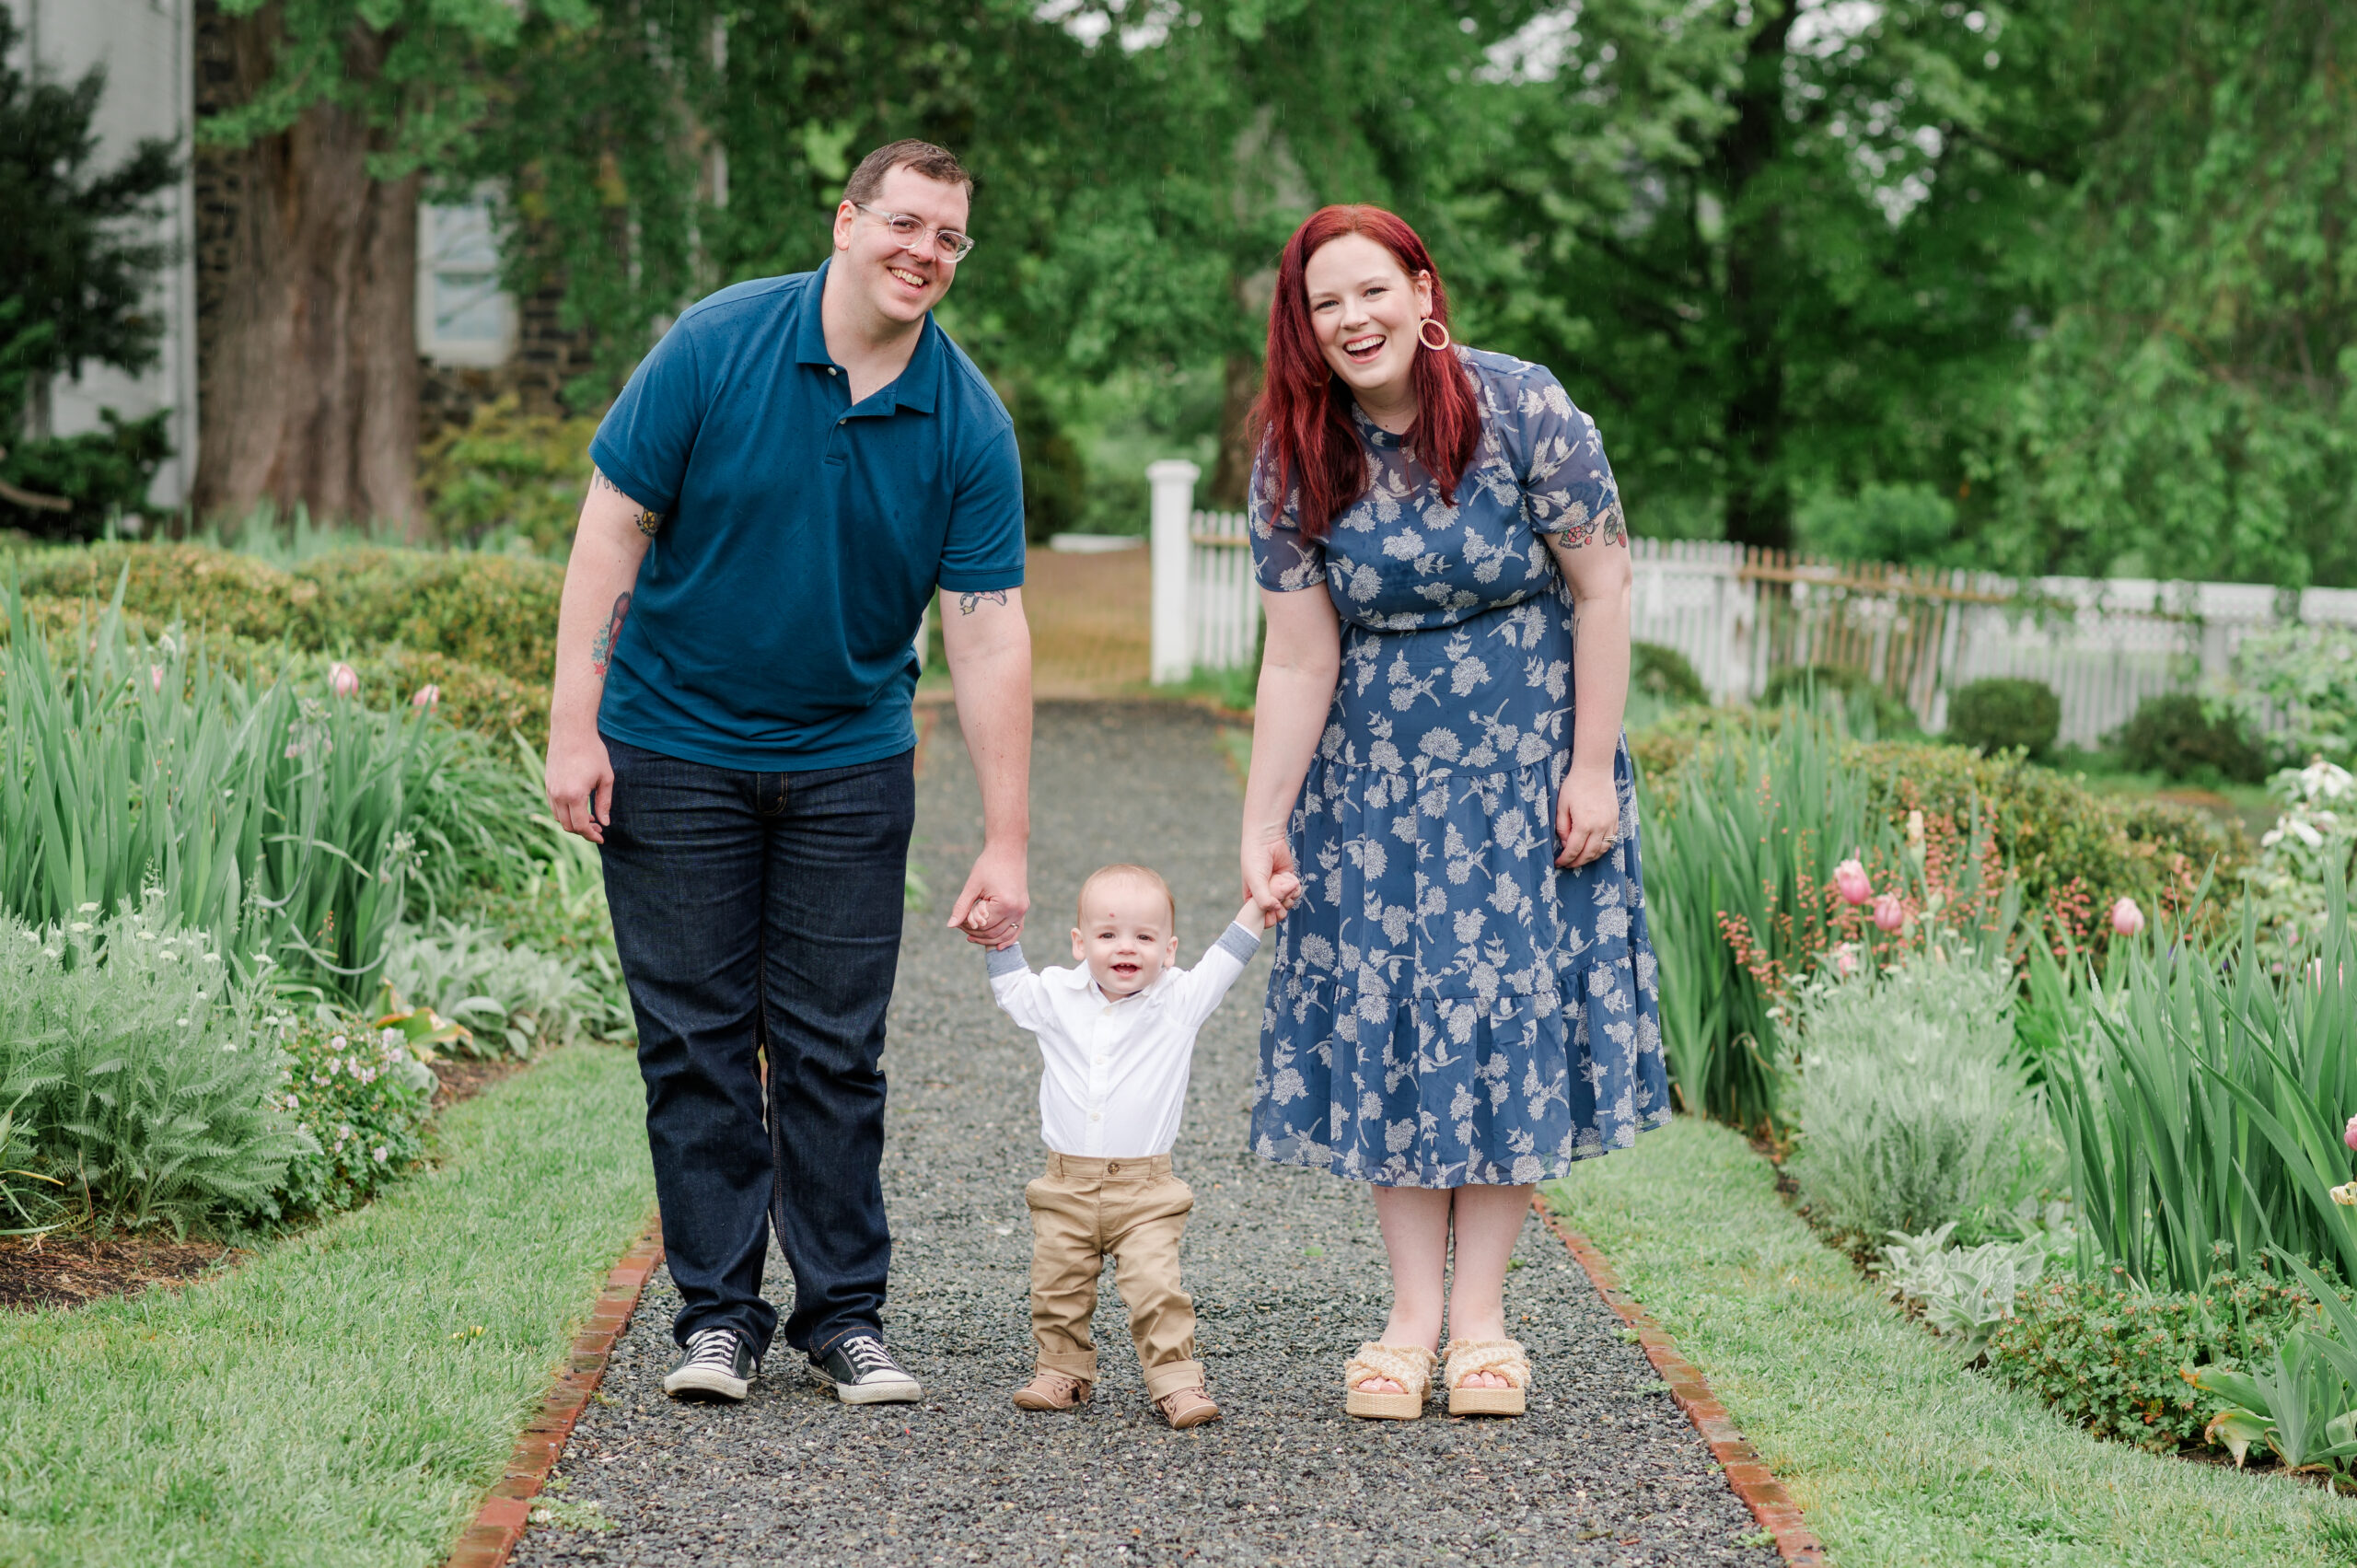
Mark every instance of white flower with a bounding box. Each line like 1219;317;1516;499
373;1145;389;1164
136;930;156;941
175;1017;188;1028
68;922;91;934
77;902;99;913
203;953;220;964
330;1035;347;1051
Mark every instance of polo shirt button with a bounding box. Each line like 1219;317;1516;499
1095;1056;1108;1066
1089;1110;1103;1122
1101;1005;1116;1016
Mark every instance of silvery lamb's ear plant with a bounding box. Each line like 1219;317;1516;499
1877;1222;2060;1362
1787;947;2061;1244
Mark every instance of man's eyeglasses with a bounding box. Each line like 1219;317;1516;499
854;203;976;263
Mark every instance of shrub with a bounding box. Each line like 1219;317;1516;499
1945;676;2061;759
1631;641;1706;706
11;541;321;643
1759;662;1916;737
265;1009;435;1219
1787;951;2059;1245
2241;760;2357;942
9;540;564;691
2232;621;2357;769
1850;739;2238;951
0;902;301;1235
418;395;599;554
2111;691;2268;783
291;548;562;689
1987;1267;2323;1452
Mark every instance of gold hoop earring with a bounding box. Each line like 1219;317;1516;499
1418;317;1452;352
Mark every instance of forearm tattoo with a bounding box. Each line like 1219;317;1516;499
590;592;632;678
958;588;1010;615
593;469;664;538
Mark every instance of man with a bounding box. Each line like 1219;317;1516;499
544;139;1031;1407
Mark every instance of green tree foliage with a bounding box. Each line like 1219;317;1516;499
1990;0;2357;587
0;6;180;535
228;0;2348;586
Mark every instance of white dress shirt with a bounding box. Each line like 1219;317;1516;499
985;923;1260;1158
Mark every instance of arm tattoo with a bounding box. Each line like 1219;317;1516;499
590;592;632;678
592;468;664;539
958;588;1010;615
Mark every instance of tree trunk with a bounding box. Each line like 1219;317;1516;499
1207;349;1261;510
192;6;418;532
1713;1;1795;552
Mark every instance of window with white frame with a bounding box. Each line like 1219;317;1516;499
416;194;516;366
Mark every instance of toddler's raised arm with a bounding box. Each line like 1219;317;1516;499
982;941;1052;1033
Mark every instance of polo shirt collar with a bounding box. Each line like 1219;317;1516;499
792;258;942;414
1055;964;1176;1008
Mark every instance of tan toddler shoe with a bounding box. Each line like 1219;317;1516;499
1155;1385;1221;1429
1012;1369;1092;1411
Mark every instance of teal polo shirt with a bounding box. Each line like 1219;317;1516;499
587;261;1025;772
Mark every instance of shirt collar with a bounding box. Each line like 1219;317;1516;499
792;257;941;414
1052;964;1176;1007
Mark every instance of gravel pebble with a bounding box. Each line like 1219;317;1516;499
512;703;1776;1567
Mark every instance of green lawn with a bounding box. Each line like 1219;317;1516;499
0;1041;654;1568
1546;1118;2357;1568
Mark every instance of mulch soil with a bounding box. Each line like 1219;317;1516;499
508;700;1777;1568
0;1051;529;1313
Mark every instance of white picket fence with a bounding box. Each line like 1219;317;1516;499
1142;463;2357;745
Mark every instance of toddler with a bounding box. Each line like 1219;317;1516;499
981;863;1270;1429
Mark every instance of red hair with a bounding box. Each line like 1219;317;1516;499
1251;205;1480;542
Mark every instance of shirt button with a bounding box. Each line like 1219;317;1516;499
1101;1005;1116;1016
838;417;846;425
828;366;838;376
1095;1056;1109;1066
1089;1110;1103;1122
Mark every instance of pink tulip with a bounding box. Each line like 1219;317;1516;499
1833;858;1873;906
149;666;164;692
1832;942;1861;977
2344;1114;2357;1154
2110;897;2145;938
1872;893;1906;934
329;662;359;699
411;683;441;709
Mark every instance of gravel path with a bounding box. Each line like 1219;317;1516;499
512;702;1774;1568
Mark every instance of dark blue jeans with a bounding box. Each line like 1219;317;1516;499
599;735;913;1365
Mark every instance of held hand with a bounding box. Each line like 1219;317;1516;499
1554;765;1620;869
1242;830;1305;927
545;728;615;845
949;839;1029;948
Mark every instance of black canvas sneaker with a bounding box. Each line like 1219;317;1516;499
816;1332;922;1404
663;1327;757;1401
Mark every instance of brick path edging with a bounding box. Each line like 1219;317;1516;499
1533;1194;1829;1566
443;1219;666;1568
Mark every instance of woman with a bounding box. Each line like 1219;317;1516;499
1239;204;1669;1419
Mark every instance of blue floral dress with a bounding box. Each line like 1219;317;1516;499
1247;347;1670;1189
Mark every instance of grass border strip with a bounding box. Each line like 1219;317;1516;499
1533;1193;1827;1566
443;1216;664;1568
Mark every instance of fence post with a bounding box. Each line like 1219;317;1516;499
1148;459;1200;685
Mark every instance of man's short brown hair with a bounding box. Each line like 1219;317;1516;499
843;139;973;206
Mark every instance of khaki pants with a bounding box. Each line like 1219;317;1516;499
1024;1152;1202;1400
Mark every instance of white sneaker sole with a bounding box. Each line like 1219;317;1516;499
663;1365;752;1400
829;1374;922;1405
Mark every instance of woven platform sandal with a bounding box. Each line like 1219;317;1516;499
1443;1339;1531;1416
1343;1342;1437;1421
